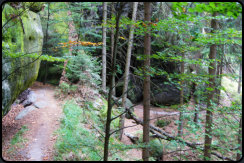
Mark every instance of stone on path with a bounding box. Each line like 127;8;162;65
28;91;37;103
15;106;37;120
33;101;47;109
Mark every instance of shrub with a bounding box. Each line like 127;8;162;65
155;119;171;128
65;51;101;86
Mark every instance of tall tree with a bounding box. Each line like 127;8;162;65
102;2;107;91
203;11;218;161
236;116;242;160
238;62;242;94
215;44;224;105
178;53;184;137
110;2;116;96
43;2;50;85
59;3;78;86
103;2;124;161
142;2;151;161
119;2;138;140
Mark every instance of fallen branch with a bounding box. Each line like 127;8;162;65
126;108;234;161
99;88;234;161
124;132;139;144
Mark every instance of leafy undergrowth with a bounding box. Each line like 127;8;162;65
53;95;141;161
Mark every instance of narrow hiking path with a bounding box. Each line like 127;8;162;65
2;82;63;161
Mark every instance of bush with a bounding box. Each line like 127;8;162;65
65;51;101;86
59;82;78;95
155;119;171;128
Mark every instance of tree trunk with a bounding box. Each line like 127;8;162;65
236;116;242;160
178;53;184;137
142;2;151;161
110;2;116;96
119;2;138;140
216;44;224;104
59;4;78;86
204;12;217;161
102;2;107;91
238;62;242;94
43;3;50;85
103;3;124;161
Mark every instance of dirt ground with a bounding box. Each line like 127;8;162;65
2;82;63;161
2;81;234;161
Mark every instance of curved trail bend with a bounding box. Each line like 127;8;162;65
2;82;63;161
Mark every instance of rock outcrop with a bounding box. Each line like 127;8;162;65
2;3;43;117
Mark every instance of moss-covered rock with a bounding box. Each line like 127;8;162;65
2;4;43;117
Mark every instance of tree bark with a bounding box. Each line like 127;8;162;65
110;2;116;96
236;116;242;160
178;53;184;137
59;3;78;86
102;2;107;91
204;12;217;161
142;2;151;161
216;44;224;104
43;2;50;85
238;62;242;94
119;2;138;140
103;3;124;161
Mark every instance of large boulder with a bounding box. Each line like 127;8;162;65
116;74;143;103
2;4;43;117
151;80;190;106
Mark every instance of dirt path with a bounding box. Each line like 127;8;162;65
2;82;63;161
121;104;180;160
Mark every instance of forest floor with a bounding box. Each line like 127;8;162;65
121;100;206;161
2;82;63;161
2;81;234;161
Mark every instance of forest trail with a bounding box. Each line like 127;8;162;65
2;82;63;161
121;104;182;160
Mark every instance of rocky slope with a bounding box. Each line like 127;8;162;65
2;3;44;117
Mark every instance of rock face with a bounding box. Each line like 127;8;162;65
116;74;143;104
151;81;190;106
2;4;43;117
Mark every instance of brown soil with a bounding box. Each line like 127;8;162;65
121;98;207;161
2;81;63;161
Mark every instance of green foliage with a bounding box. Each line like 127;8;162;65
59;82;78;95
155;119;171;128
10;125;28;145
3;41;65;62
149;139;163;159
54;100;103;161
65;51;101;86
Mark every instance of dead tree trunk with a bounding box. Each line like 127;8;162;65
119;2;138;140
142;2;151;161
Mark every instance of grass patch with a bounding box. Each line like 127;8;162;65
7;125;29;157
10;125;28;145
54;99;126;161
